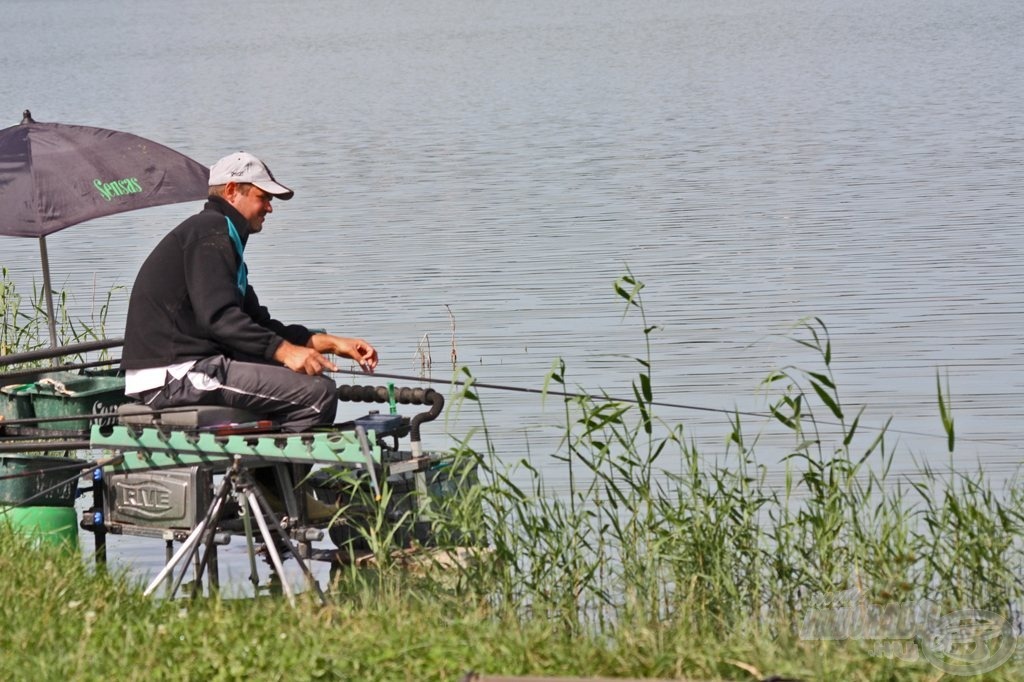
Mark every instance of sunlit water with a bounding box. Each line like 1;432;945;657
2;0;1021;589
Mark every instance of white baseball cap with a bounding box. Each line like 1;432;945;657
209;152;294;200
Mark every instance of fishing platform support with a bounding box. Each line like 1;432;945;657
79;384;448;599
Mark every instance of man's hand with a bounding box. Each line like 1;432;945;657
273;340;338;375
308;333;379;373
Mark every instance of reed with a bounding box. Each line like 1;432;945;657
0;267;119;362
423;274;1023;676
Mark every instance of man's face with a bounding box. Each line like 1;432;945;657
227;183;274;233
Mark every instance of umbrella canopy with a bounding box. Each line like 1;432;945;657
0;110;209;348
0;111;209;237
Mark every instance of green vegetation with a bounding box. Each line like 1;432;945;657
1;267;119;357
4;526;1016;682
1;272;1021;680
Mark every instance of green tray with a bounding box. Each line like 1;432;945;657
21;374;127;431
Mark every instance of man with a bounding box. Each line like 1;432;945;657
122;151;378;431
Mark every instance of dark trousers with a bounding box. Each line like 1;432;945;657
140;355;338;432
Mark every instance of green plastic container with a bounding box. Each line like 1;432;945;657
1;382;35;422
1;505;79;549
21;374;126;431
0;455;86;507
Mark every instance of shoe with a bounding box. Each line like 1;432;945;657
304;493;340;523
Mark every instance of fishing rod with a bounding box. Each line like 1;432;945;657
331;368;734;415
0;400;256;431
1;408;301;434
0;431;69;444
0;358;121;384
1;412;378;444
0;457;97;483
0;454;123;516
0;439;91;453
0;337;123;367
0;411;119;430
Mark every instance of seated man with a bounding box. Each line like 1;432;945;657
121;151;378;430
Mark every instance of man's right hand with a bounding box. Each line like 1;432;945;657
273;340;338;375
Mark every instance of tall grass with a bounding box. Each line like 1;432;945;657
0;266;120;359
428;274;1023;662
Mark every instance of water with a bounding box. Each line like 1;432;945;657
2;0;1022;587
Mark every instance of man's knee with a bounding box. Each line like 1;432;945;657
309;374;338;422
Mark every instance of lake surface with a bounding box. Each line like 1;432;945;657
2;0;1021;587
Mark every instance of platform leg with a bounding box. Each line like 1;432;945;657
143;516;211;597
92;468;107;565
144;474;230;598
249;482;326;605
183;475;234;599
245;490;295;606
164;534;175;597
239;487;261;590
209;544;220;592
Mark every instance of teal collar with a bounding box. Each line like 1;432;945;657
225;216;248;295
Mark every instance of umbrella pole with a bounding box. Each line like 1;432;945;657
38;236;58;351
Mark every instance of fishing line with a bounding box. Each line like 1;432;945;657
329;368;1011;448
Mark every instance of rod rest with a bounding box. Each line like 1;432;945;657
336;385;444;443
336;385;436;406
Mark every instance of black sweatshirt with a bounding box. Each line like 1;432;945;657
121;196;311;370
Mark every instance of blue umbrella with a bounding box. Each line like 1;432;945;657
0;110;209;347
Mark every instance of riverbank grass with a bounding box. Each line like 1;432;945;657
2;528;992;681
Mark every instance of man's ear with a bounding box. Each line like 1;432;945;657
223;181;243;206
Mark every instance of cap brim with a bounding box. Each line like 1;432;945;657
253;180;294;200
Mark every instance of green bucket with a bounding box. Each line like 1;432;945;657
1;506;79;549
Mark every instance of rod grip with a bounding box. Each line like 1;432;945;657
336;384;444;442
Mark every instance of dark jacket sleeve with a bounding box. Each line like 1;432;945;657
243;286;313;347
